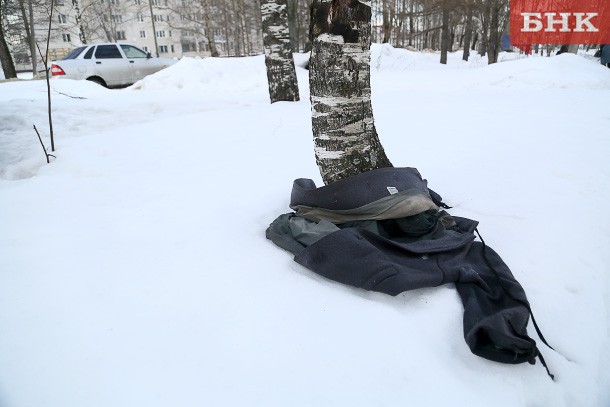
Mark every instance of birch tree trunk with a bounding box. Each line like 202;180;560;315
0;0;17;79
260;0;300;103
72;0;87;44
309;0;392;185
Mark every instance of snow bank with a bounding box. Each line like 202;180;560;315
371;44;610;91
1;45;610;407
130;55;268;93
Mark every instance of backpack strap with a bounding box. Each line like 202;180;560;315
475;228;556;380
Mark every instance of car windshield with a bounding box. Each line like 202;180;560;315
63;46;87;60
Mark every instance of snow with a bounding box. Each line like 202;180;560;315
1;45;610;406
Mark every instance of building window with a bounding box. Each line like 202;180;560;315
134;0;141;4
139;30;146;38
116;31;126;40
153;14;163;22
110;0;119;4
62;33;71;42
168;30;172;37
156;30;166;38
56;0;64;5
170;45;174;53
137;13;144;22
143;46;149;52
152;0;160;5
181;43;190;52
58;14;67;24
159;45;168;53
111;14;123;23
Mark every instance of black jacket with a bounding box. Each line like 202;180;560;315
267;167;552;372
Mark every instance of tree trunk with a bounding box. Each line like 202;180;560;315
408;0;414;47
479;0;490;56
462;5;473;61
260;0;300;103
309;0;392;185
286;0;298;51
28;0;36;72
382;0;391;43
148;0;160;56
17;0;35;75
0;0;17;79
72;0;87;44
440;6;449;64
202;0;219;56
487;0;500;64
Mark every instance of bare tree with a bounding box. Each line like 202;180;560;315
309;0;392;184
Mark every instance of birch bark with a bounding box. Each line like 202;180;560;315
309;0;392;185
260;0;300;103
0;0;17;79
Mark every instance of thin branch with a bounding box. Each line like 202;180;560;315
51;87;87;99
33;125;55;163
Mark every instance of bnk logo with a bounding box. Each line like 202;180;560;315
510;0;610;44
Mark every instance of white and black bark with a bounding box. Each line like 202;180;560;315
260;0;299;103
72;0;87;44
309;0;392;185
1;0;17;79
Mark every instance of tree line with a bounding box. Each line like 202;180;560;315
1;0;529;80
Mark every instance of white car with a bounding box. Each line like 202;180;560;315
51;43;176;87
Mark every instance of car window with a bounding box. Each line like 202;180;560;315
83;47;95;59
63;46;87;60
95;45;123;59
120;45;148;58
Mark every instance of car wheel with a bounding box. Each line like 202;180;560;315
87;76;107;87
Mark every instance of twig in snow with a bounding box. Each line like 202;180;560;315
33;124;56;164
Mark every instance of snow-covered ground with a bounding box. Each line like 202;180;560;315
1;46;609;407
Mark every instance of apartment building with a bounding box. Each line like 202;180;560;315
9;0;263;66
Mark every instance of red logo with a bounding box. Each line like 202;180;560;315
510;0;610;44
